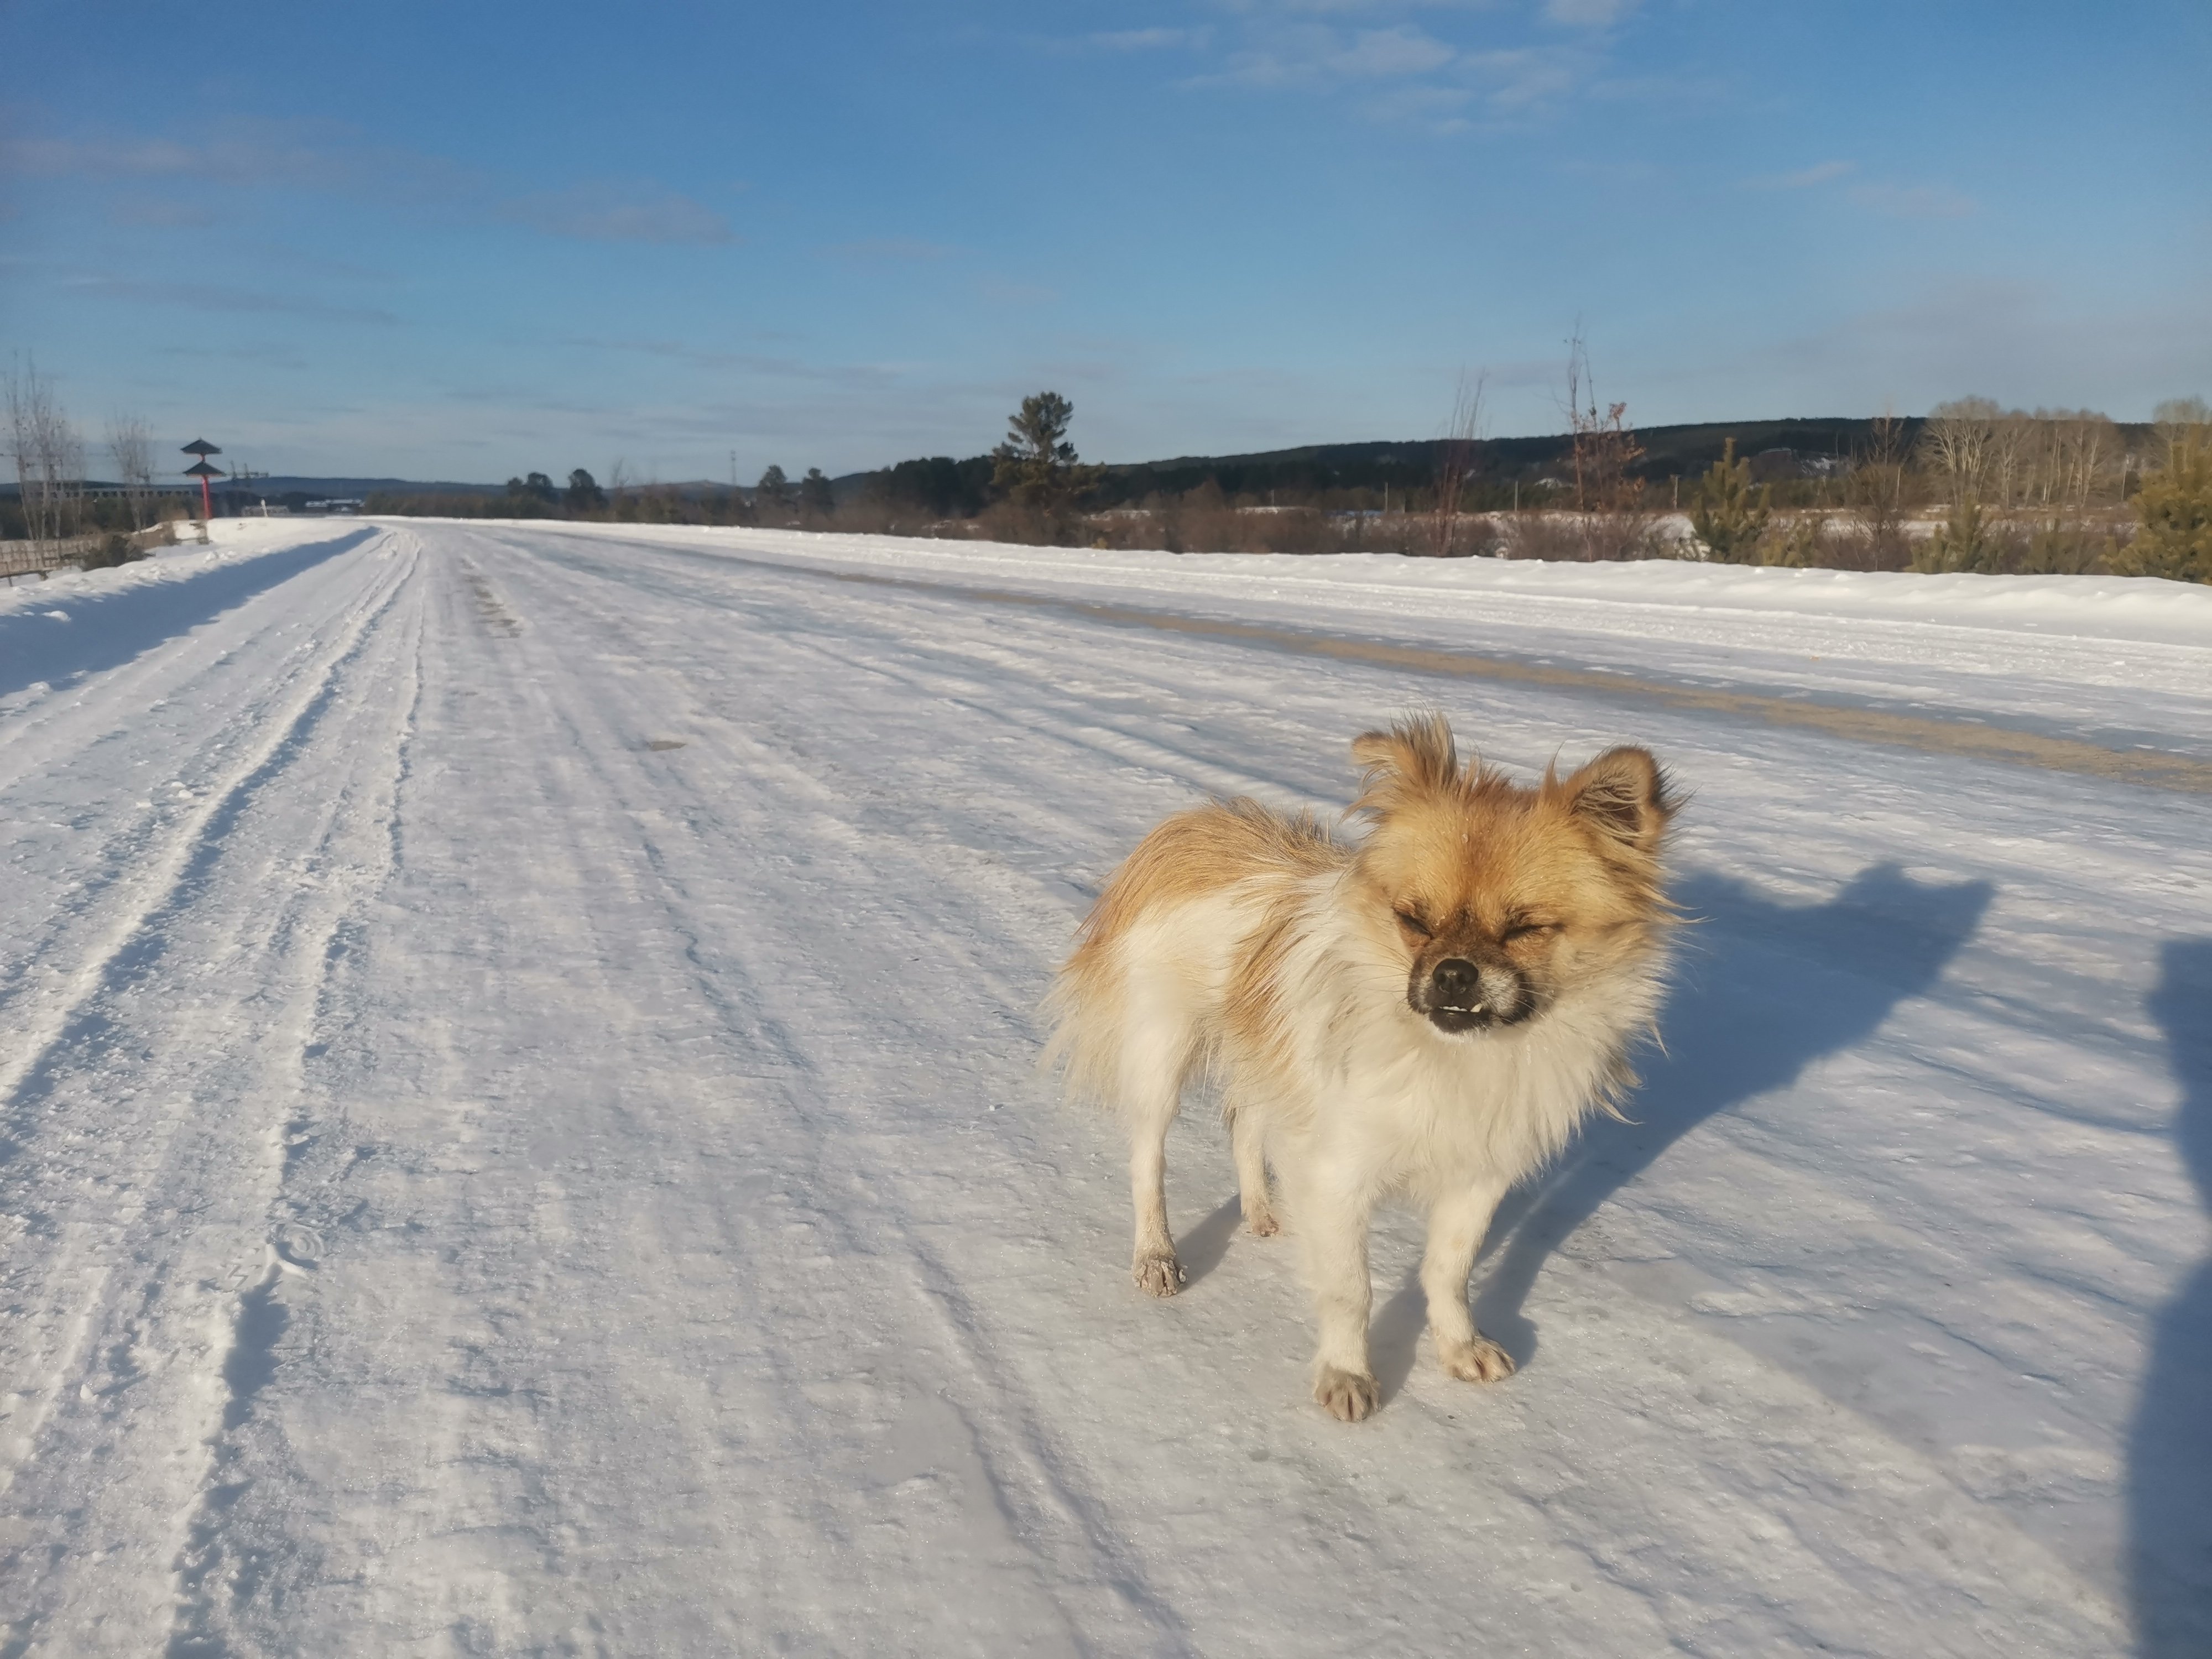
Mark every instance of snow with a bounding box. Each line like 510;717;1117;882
2;517;2206;1655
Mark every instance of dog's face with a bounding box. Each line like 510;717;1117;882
1348;716;1673;1037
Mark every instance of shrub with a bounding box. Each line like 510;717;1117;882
1914;499;2010;573
2018;519;2116;576
80;531;139;570
1503;512;1661;562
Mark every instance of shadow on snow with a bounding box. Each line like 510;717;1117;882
1375;864;1994;1399
2128;937;2212;1657
0;528;373;703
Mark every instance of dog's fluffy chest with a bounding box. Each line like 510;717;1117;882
1300;1006;1616;1195
1250;900;1652;1196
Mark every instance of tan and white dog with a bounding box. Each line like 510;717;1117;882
1046;713;1676;1421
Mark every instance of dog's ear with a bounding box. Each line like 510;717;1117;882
1351;713;1459;817
1558;746;1672;858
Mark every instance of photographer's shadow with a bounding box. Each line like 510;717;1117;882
2127;938;2212;1657
1470;862;1992;1365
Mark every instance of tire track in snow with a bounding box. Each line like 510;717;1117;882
161;581;429;1659
0;532;415;1123
474;532;1197;1653
0;541;427;1654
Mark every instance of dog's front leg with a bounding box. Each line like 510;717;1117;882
1295;1176;1381;1421
1422;1177;1515;1383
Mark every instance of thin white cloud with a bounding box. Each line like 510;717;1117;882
824;238;952;262
498;182;735;246
0;123;478;202
7;119;735;246
1742;159;1856;190
107;195;218;228
62;272;399;324
1085;27;1211;50
1462;46;1579;112
1542;0;1639;29
1211;22;1457;88
1336;24;1458;76
1169;4;1616;127
1848;180;1976;220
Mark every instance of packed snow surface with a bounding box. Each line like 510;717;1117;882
2;519;2207;1656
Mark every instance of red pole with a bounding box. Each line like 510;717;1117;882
200;474;212;521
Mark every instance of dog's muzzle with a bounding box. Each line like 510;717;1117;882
1418;956;1528;1034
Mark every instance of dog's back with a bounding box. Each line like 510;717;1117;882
1044;797;1341;1113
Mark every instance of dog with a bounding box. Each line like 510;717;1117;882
1045;713;1676;1421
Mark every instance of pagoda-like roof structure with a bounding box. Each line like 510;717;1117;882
181;437;222;457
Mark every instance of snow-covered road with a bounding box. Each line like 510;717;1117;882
2;520;2207;1656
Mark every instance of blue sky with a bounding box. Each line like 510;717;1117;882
3;1;2206;483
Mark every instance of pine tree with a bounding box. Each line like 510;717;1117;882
2113;437;2212;582
755;464;792;519
564;468;605;513
1689;438;1770;564
991;392;1102;517
800;467;834;517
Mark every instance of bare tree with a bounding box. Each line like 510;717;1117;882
107;413;155;530
5;359;85;549
2153;395;2211;468
2026;408;2119;509
1430;369;1487;556
1846;409;1913;570
1552;327;1651;559
1919;397;2001;506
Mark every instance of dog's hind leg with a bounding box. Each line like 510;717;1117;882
1121;973;1194;1297
1227;1102;1279;1237
1422;1176;1515;1384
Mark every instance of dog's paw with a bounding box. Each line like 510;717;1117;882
1438;1334;1516;1384
1313;1366;1380;1422
1243;1207;1280;1238
1132;1251;1185;1297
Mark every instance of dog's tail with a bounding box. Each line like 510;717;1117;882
1038;942;1134;1110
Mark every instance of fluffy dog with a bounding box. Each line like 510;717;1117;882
1045;713;1676;1421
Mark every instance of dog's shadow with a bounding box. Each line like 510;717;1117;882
2127;937;2212;1656
1176;1196;1245;1287
1454;862;1993;1380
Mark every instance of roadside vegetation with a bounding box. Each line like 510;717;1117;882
358;376;2205;582
11;351;2210;583
2;361;178;579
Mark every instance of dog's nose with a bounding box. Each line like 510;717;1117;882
1432;958;1481;1006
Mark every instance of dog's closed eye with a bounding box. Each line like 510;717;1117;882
1394;909;1434;938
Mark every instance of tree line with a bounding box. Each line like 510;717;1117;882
11;349;2207;583
341;382;2212;583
